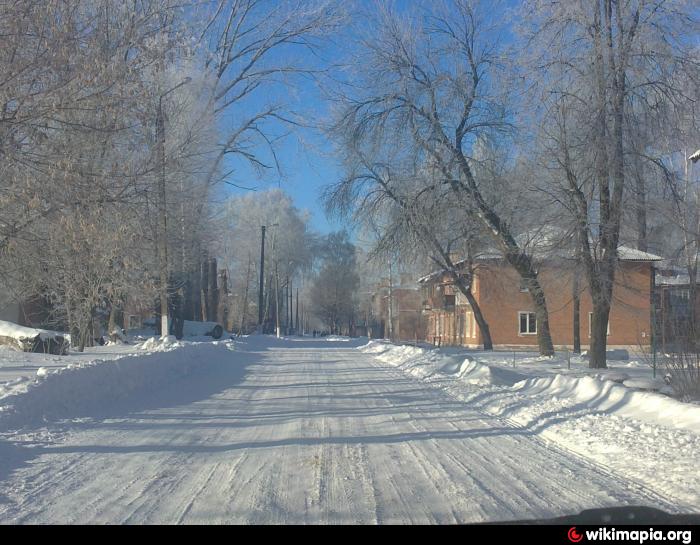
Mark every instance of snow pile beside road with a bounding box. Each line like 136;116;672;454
360;340;520;386
0;320;66;342
505;373;700;432
469;373;700;505
0;340;235;429
362;340;700;506
136;335;184;352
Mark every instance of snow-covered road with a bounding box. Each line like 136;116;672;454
0;338;687;524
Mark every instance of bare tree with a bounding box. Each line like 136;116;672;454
195;0;343;188
327;0;554;354
310;231;360;335
523;0;697;367
213;189;315;334
325;146;495;349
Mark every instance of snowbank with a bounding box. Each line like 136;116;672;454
0;320;64;342
511;373;700;432
0;340;236;430
0;320;69;355
361;339;700;506
136;335;184;352
478;373;700;505
361;340;700;431
360;340;523;386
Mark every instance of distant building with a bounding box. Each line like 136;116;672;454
370;274;426;342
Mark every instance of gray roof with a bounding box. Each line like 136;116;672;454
418;245;662;284
617;246;663;262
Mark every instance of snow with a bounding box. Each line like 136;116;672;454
0;320;67;343
359;340;700;506
0;335;696;523
181;320;222;337
0;339;236;430
622;377;666;391
616;247;663;262
324;335;352;341
418;246;662;284
136;335;184;352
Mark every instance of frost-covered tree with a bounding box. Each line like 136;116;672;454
521;0;697;367
326;0;553;353
213;189;314;334
309;231;360;335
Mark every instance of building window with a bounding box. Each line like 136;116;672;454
588;313;610;337
128;315;141;329
444;294;456;309
518;312;537;335
519;278;530;293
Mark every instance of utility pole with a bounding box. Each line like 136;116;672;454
156;94;168;337
275;262;281;337
288;276;293;334
295;287;299;336
156;77;190;338
388;259;394;341
258;225;266;332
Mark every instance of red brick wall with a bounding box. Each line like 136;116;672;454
474;260;654;348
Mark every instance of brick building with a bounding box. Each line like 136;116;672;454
370;275;426;342
419;247;662;350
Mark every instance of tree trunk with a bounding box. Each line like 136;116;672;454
687;263;697;350
589;295;611;369
528;279;554;356
208;258;218;323
446;146;555;355
200;260;209;321
240;255;252;335
448;272;493;350
573;268;581;354
219;268;229;329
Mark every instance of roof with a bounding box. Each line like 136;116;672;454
656;265;700;286
656;275;692;287
418;245;663;284
617;246;663;262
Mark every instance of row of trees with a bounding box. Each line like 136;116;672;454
1;1;696;367
0;1;341;349
214;189;363;336
324;0;699;368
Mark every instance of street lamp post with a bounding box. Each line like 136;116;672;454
156;77;191;338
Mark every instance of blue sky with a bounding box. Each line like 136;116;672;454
218;80;345;235
214;4;350;235
216;0;517;236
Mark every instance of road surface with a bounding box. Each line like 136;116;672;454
0;337;682;524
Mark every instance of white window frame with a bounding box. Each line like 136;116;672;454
675;289;690;300
518;311;537;335
588;312;610;337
